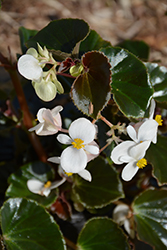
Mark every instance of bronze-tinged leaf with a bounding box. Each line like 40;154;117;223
71;51;111;119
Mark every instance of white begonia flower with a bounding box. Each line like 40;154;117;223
128;99;163;144
18;53;43;82
29;105;63;135
27;177;66;197
113;204;135;239
111;140;150;181
48;141;99;182
18;46;64;102
48;156;93;182
48;118;99;179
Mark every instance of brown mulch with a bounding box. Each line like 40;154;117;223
0;0;167;65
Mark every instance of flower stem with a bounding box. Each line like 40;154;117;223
99;115;113;127
64;237;78;250
0;53;48;162
57;72;75;78
99;142;111;153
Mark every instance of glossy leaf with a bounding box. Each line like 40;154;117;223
101;47;154;118
133;188;167;250
117;40;149;60
80;29;111;54
0;198;66;250
19;26;38;54
27;18;89;53
6;161;57;208
72;157;124;209
71;51;111;119
77;217;130;250
145;62;167;104
146;135;167;185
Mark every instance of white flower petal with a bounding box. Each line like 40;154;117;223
69;118;96;144
43;188;51;197
28;123;43;133
18;54;43;81
149;99;156;119
129;140;151;160
60;146;87;173
124;219;131;236
113;204;129;224
57;134;72;144
119;154;133;163
121;161;139;181
36;123;58;135
27;179;44;194
86;141;99;162
50;178;66;189
51;106;63;117
47;156;61;164
127;125;137;142
37;108;46;123
111;141;136;164
42;109;55;125
84;145;99;155
138;119;158;142
78;169;92;182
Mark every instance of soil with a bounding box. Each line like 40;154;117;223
0;0;167;65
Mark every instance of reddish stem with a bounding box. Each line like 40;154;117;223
99;115;113;128
1;56;47;162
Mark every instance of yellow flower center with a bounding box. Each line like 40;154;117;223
136;158;147;169
71;138;85;150
44;181;51;188
155;115;163;126
65;172;73;176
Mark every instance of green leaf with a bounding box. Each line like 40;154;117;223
19;26;38;54
80;29;111;54
27;18;90;53
133;188;167;250
77;217;130;250
0;198;66;250
72;157;124;209
146;135;167;185
101;47;154;118
6;161;57;208
117;40;150;60
71;51;111;119
145;62;167;104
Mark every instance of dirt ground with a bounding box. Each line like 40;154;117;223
0;0;167;65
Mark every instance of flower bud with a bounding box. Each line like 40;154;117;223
70;64;84;77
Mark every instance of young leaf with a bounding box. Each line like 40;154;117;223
146;135;167;185
72;157;124;209
6;161;57;208
71;51;111;119
77;217;130;250
101;47;154;118
133;188;167;250
145;62;167;105
27;18;90;53
0;198;66;250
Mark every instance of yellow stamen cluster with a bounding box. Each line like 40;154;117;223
44;181;51;188
65;172;73;177
71;138;85;150
155;115;163;126
137;158;147;169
